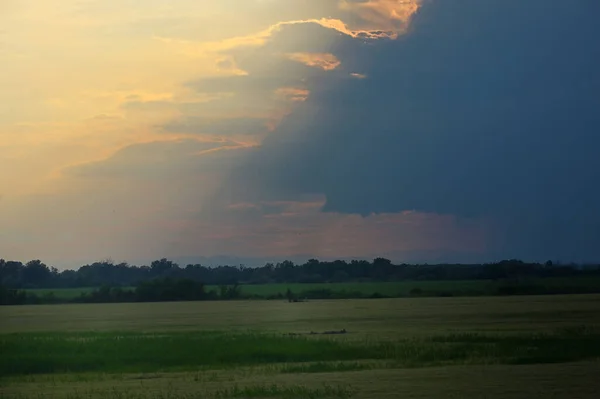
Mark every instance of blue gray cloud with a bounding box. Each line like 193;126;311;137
215;0;600;262
66;139;251;180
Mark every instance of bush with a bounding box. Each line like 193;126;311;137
136;278;208;302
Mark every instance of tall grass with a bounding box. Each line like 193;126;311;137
278;361;373;374
214;384;355;399
3;384;355;399
0;332;375;376
2;327;600;377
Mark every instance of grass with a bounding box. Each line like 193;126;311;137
214;384;355;399
25;287;103;300
2;327;600;377
23;276;600;301
0;332;378;376
5;364;600;399
2;295;600;398
0;384;354;399
278;361;374;374
227;281;488;297
3;295;600;335
1;384;354;399
25;281;459;300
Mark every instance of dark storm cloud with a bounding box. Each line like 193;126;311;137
219;0;600;261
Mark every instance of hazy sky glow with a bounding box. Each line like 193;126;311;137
1;0;599;267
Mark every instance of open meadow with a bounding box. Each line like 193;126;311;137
2;295;600;398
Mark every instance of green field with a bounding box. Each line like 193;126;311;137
2;295;600;398
27;281;486;299
24;276;600;301
26;287;102;299
226;281;488;296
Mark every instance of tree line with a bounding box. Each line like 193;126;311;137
0;277;237;305
0;277;385;305
2;257;599;290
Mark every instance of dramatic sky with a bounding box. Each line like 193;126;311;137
1;0;599;267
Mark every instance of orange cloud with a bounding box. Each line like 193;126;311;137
286;52;341;71
340;0;421;37
274;87;310;102
215;55;248;76
175;196;488;260
156;12;419;59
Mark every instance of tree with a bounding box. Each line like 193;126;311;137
136;277;207;302
150;258;178;277
22;260;52;288
373;257;392;267
372;258;392;280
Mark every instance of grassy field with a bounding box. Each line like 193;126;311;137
229;281;488;297
27;281;482;300
1;295;600;398
24;276;600;300
26;287;101;300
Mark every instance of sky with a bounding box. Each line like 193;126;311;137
1;0;599;268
